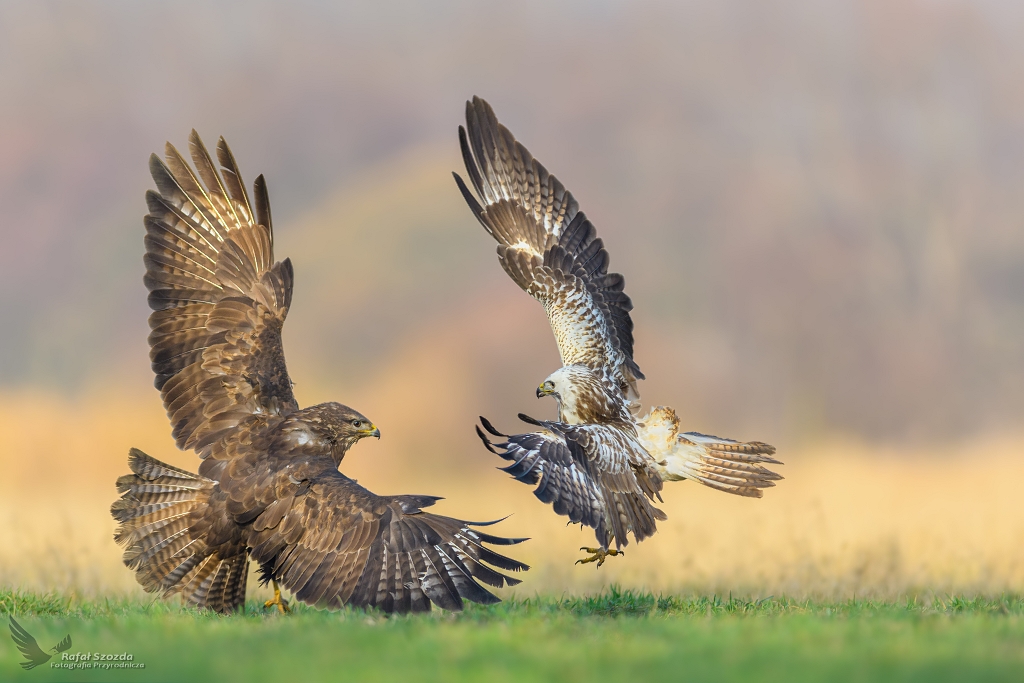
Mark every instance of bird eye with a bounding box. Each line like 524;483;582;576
351;419;362;427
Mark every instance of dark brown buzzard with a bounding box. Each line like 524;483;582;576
454;97;783;567
112;132;527;614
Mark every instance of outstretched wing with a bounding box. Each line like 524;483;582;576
476;418;605;533
144;131;297;455
454;97;644;402
235;465;529;614
8;617;50;669
477;415;665;549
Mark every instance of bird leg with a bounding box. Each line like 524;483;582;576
575;546;624;568
263;580;291;614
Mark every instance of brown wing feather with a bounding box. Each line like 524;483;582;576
454;97;643;400
239;465;527;613
144;133;297;454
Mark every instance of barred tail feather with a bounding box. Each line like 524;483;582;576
638;407;783;498
111;448;248;613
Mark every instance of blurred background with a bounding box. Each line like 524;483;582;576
0;0;1022;599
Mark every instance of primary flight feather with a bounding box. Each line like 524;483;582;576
455;97;782;566
112;131;528;613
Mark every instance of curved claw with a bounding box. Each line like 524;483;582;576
263;580;291;614
575;546;624;568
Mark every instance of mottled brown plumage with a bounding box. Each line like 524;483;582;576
456;98;782;561
113;132;527;613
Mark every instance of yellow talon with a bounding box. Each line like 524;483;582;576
575;546;624;568
263;580;291;614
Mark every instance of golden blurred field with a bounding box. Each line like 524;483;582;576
2;1;1024;619
2;386;1021;602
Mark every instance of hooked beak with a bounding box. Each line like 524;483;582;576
361;424;381;439
537;384;553;399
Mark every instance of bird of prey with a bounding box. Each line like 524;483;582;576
454;97;782;567
8;618;71;670
111;132;527;614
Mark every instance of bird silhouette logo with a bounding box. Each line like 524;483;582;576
8;617;72;670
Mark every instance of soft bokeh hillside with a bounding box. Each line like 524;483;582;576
0;0;1022;599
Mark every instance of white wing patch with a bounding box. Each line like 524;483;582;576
507;241;541;256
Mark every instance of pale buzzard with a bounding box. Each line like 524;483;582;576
455;98;782;566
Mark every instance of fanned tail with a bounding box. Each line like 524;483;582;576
638;407;783;498
111;448;249;613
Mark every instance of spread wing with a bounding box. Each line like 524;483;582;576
476;418;605;533
454;97;644;402
235;465;529;613
476;416;665;549
8;618;50;669
144;131;297;455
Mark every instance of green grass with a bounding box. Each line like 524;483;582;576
2;587;1023;682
